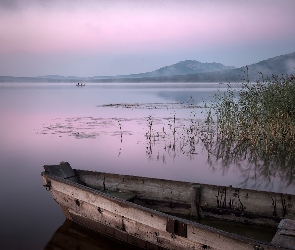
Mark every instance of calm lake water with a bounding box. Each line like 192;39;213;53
0;82;294;249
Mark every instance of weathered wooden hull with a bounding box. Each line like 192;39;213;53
41;163;295;250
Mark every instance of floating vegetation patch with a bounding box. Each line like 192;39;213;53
37;113;206;161
37;117;135;139
97;102;202;109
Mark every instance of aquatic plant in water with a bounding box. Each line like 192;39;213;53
203;74;295;187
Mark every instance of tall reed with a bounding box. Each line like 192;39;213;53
205;75;295;155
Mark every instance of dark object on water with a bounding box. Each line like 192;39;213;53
76;83;85;86
41;162;295;250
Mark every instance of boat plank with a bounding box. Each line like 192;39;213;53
87;185;137;201
271;219;295;249
279;219;295;231
77;169;295;222
103;191;136;201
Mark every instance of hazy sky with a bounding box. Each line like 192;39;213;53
1;0;295;77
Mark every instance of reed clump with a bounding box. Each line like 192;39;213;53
205;74;295;157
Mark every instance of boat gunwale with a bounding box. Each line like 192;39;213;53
75;169;295;197
41;170;284;249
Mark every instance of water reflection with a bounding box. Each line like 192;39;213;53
203;135;295;190
44;220;139;250
38;102;206;163
38;101;295;192
157;90;216;105
3;82;285;250
144;111;206;162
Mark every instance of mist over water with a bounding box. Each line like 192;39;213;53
1;82;294;249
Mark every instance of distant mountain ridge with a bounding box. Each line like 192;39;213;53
94;60;236;79
136;51;295;83
246;52;295;78
105;51;295;83
36;75;80;79
1;52;294;82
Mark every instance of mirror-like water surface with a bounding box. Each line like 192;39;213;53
0;82;293;249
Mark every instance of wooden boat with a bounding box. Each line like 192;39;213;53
41;162;295;250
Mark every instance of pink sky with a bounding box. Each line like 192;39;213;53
0;0;295;76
